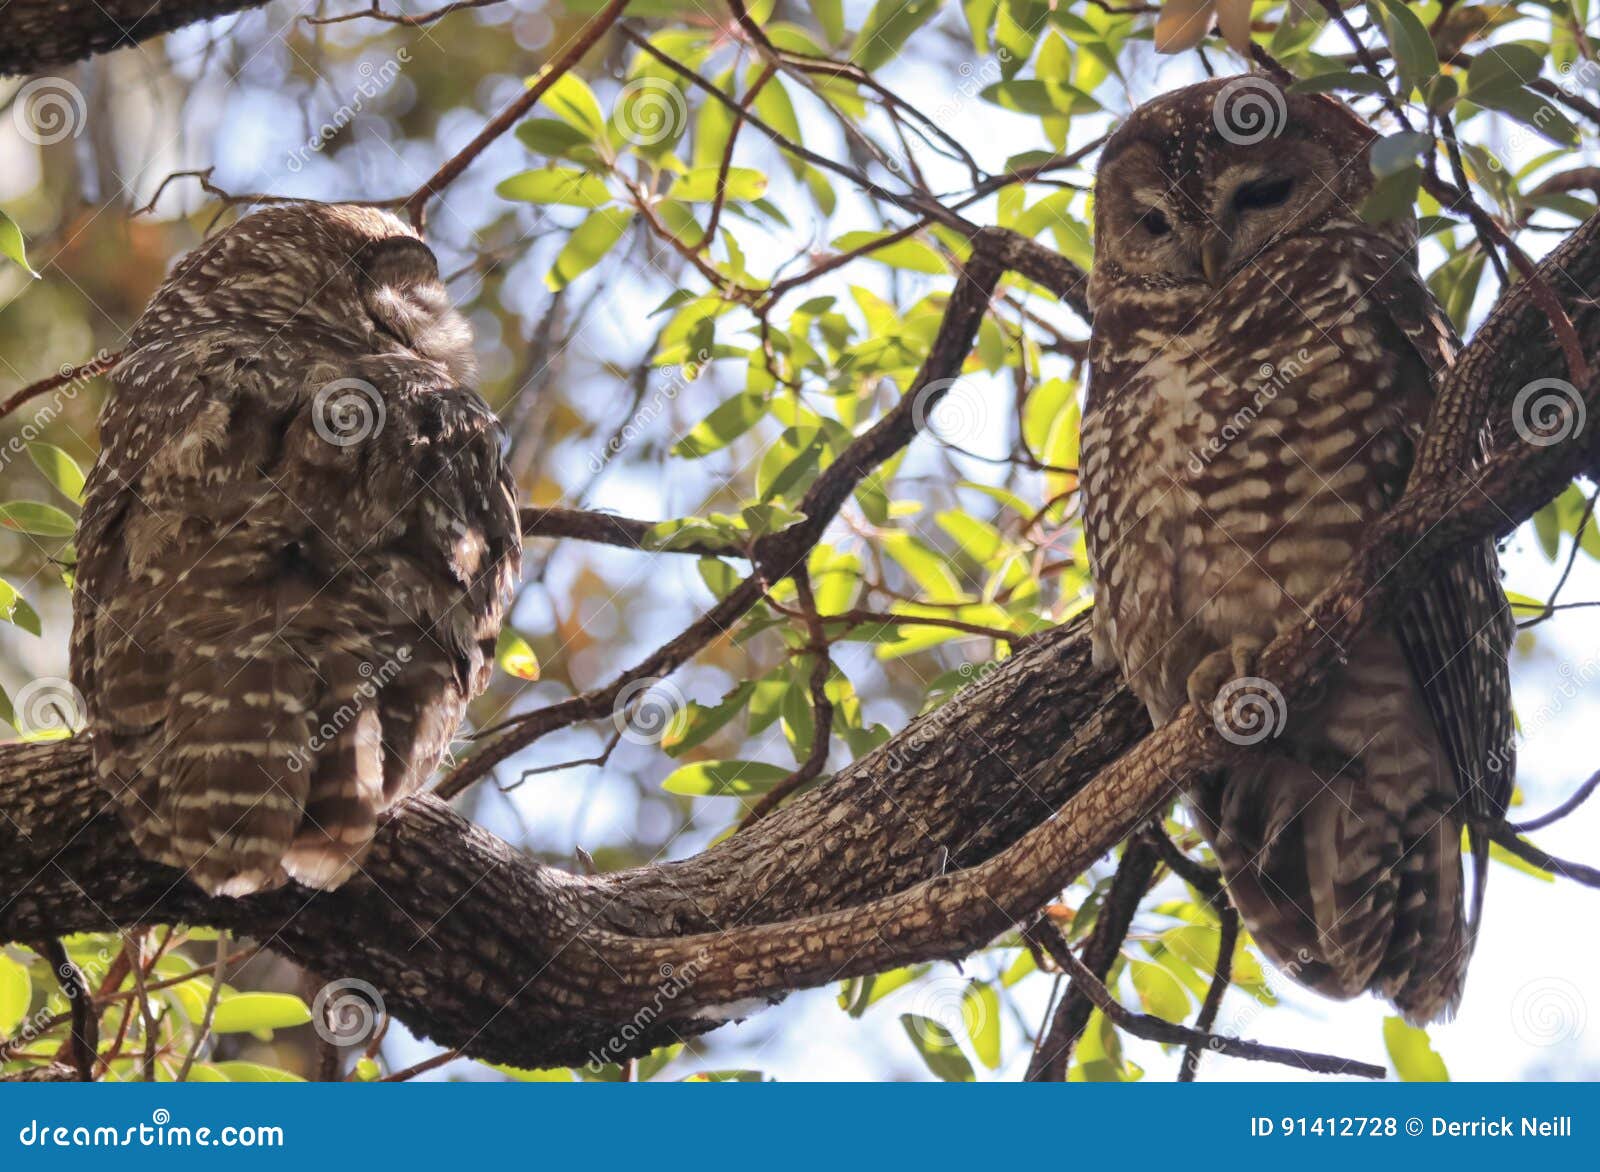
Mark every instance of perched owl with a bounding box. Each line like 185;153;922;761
1081;77;1513;1023
72;203;522;897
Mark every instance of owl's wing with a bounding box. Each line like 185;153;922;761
1366;247;1515;927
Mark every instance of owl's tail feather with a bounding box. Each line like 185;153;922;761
282;652;387;889
152;646;318;898
1196;752;1468;1024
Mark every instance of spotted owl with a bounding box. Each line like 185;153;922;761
71;203;522;897
1080;78;1513;1023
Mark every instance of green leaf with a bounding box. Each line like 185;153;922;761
829;230;946;274
0;501;76;537
1289;71;1394;97
1131;959;1192;1022
852;0;943;71
1369;0;1439;95
1370;131;1432;178
0;952;31;1034
0;211;39;279
673;391;766;457
962;981;1002;1069
667;167;768;203
537;72;605;139
1383;1016;1450;1082
1361;165;1421;223
660;759;794;796
900;1014;976;1082
495;629;540;681
208;1061;305;1082
515;117;601;162
1473;87;1581;147
546;208;633;291
662;680;756;755
27;443;86;503
209;992;313;1034
1464;44;1546;99
0;578;40;636
496;168;612;207
980;79;1099;117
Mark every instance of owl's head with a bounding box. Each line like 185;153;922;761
135;202;475;384
1089;76;1380;303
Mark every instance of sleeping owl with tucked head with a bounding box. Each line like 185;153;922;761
73;203;522;896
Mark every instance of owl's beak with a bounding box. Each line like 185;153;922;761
1200;233;1231;286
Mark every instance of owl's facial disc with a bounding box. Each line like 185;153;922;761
355;235;477;384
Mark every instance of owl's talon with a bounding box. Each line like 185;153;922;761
1186;635;1266;721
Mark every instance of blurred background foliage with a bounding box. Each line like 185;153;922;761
1;0;1598;1082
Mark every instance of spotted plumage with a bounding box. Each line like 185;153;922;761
72;203;522;896
1081;78;1513;1022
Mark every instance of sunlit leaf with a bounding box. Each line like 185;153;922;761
1383;1015;1450;1082
0;501;76;537
660;759;794;796
496;168;612;207
0;211;38;278
209;992;312;1034
496;629;540;681
546;207;633;290
899;1014;975;1082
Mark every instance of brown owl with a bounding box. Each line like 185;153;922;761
1081;77;1513;1023
72;203;522;897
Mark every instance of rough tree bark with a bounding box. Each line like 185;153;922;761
1;210;1596;1070
0;1;272;75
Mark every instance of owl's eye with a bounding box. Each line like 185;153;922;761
1136;208;1171;237
1233;175;1295;212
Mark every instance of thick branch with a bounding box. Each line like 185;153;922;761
5;217;1598;1075
0;1;267;74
